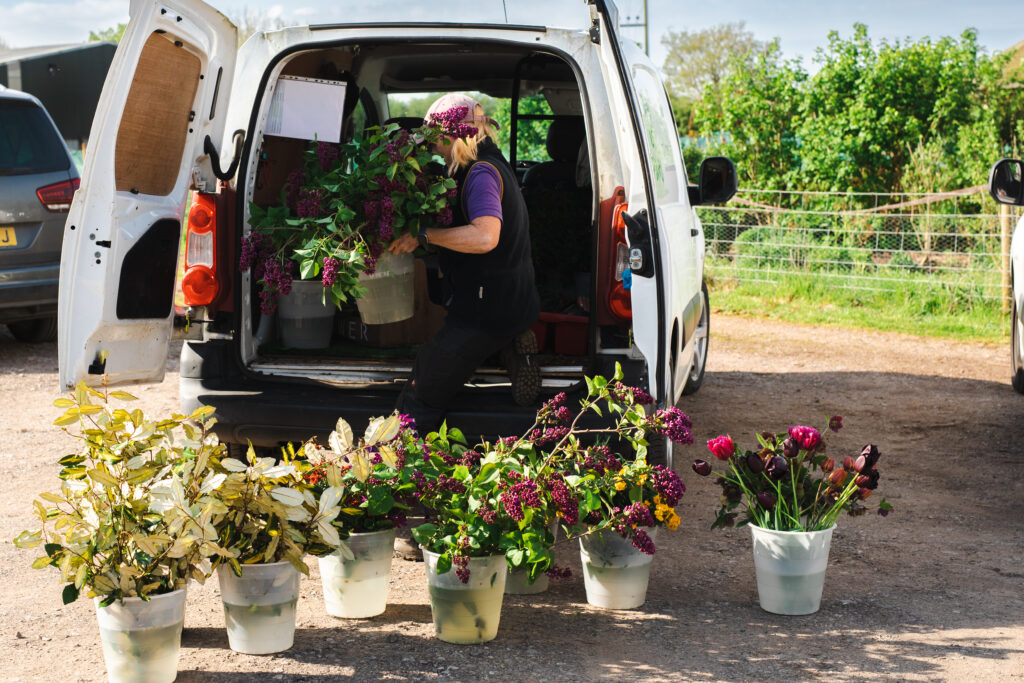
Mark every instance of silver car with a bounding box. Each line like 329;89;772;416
0;85;79;341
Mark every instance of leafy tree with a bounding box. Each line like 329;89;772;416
662;22;766;100
693;24;1023;199
88;24;126;43
692;40;805;192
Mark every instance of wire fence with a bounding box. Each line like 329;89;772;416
696;188;1022;304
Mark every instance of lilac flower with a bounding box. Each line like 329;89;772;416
647;407;694;445
321;257;340;287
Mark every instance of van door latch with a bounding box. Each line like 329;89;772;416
629;248;643;271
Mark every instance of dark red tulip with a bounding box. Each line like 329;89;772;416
858;487;872;500
692;459;712;476
766;455;789;480
860;444;881;468
782;437;800;458
843;456;855;472
854;455;866;472
746;452;765;473
822;458;835;473
756;491;777;508
855;475;870;487
829;470;847;486
828;415;843;432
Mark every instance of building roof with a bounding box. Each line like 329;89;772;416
0;42;115;65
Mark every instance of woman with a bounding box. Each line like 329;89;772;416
389;93;539;431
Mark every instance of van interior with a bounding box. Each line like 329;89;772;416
239;40;631;400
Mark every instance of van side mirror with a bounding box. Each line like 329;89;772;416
989;158;1024;207
691;156;737;206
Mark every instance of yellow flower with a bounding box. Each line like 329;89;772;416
666;511;681;530
614;480;626;491
654;503;671;521
653;494;662;505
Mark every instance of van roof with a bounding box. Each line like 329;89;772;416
282;2;593;33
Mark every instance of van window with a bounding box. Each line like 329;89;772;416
0;100;70;176
385;92;554;163
631;65;684;204
114;33;200;196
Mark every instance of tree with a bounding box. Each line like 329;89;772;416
692;40;805;192
661;22;766;100
89;24;126;43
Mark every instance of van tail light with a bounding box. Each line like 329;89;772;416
36;177;80;212
607;202;632;321
181;192;220;306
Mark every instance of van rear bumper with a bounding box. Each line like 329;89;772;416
179;340;637;448
180;340;545;446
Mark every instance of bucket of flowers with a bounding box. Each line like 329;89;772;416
14;382;228;683
299;412;423;619
242;119;456;343
199;444;346;654
691;417;893;615
409;365;693;639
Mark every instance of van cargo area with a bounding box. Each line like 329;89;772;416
219;39;638;424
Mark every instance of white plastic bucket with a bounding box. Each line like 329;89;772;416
217;561;300;654
277;279;335;348
579;528;658;610
318;527;396;618
356;251;415;325
749;524;835;615
504;567;549;595
94;589;186;683
423;548;507;644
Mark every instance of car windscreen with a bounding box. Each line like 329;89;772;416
0;99;70;176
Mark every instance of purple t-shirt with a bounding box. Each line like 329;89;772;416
463;162;503;223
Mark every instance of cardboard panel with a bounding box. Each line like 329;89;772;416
114;33;201;196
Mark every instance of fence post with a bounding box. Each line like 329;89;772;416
1001;204;1013;313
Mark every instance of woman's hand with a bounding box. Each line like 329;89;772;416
388;232;419;254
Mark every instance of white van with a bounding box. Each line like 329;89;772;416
58;0;736;466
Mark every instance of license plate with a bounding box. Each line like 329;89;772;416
0;227;16;248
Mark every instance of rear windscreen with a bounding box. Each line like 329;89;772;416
0;99;70;176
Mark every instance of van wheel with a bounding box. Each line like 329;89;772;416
1012;299;1024;394
8;316;58;343
681;281;709;395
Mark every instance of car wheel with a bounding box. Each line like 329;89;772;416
682;281;709;395
8;316;58;343
1012;299;1024;394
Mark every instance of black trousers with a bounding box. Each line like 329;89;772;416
395;322;515;433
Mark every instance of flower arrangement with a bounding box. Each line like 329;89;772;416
691;417;892;532
198;444;346;576
13;382;227;605
299;413;422;535
411;366;693;583
242;121;456;313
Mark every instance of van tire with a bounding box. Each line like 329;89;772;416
8;316;58;343
681;281;709;395
645;435;671;469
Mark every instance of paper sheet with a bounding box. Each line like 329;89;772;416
265;76;347;144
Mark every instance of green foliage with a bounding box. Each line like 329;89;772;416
88;24;126;43
200;444;345;576
299;414;421;533
693;24;1024;197
14;383;226;604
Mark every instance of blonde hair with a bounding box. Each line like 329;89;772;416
448;104;498;174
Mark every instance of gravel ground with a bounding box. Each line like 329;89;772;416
1;313;1022;681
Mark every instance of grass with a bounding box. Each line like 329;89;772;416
705;257;1010;344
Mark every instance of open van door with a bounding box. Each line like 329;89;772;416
58;0;237;389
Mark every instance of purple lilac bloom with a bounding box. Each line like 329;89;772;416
647;406;694;445
650;465;686;507
316;142;339;171
321;257;340;287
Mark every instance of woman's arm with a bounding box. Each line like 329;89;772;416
386;216;500;254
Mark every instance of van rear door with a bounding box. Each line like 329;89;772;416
58;0;236;389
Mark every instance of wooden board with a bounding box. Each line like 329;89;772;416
114;32;201;196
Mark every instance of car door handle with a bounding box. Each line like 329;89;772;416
691;228;699;237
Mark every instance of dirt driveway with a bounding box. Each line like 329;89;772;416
1;314;1022;681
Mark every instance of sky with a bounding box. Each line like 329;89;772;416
1;0;1022;68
